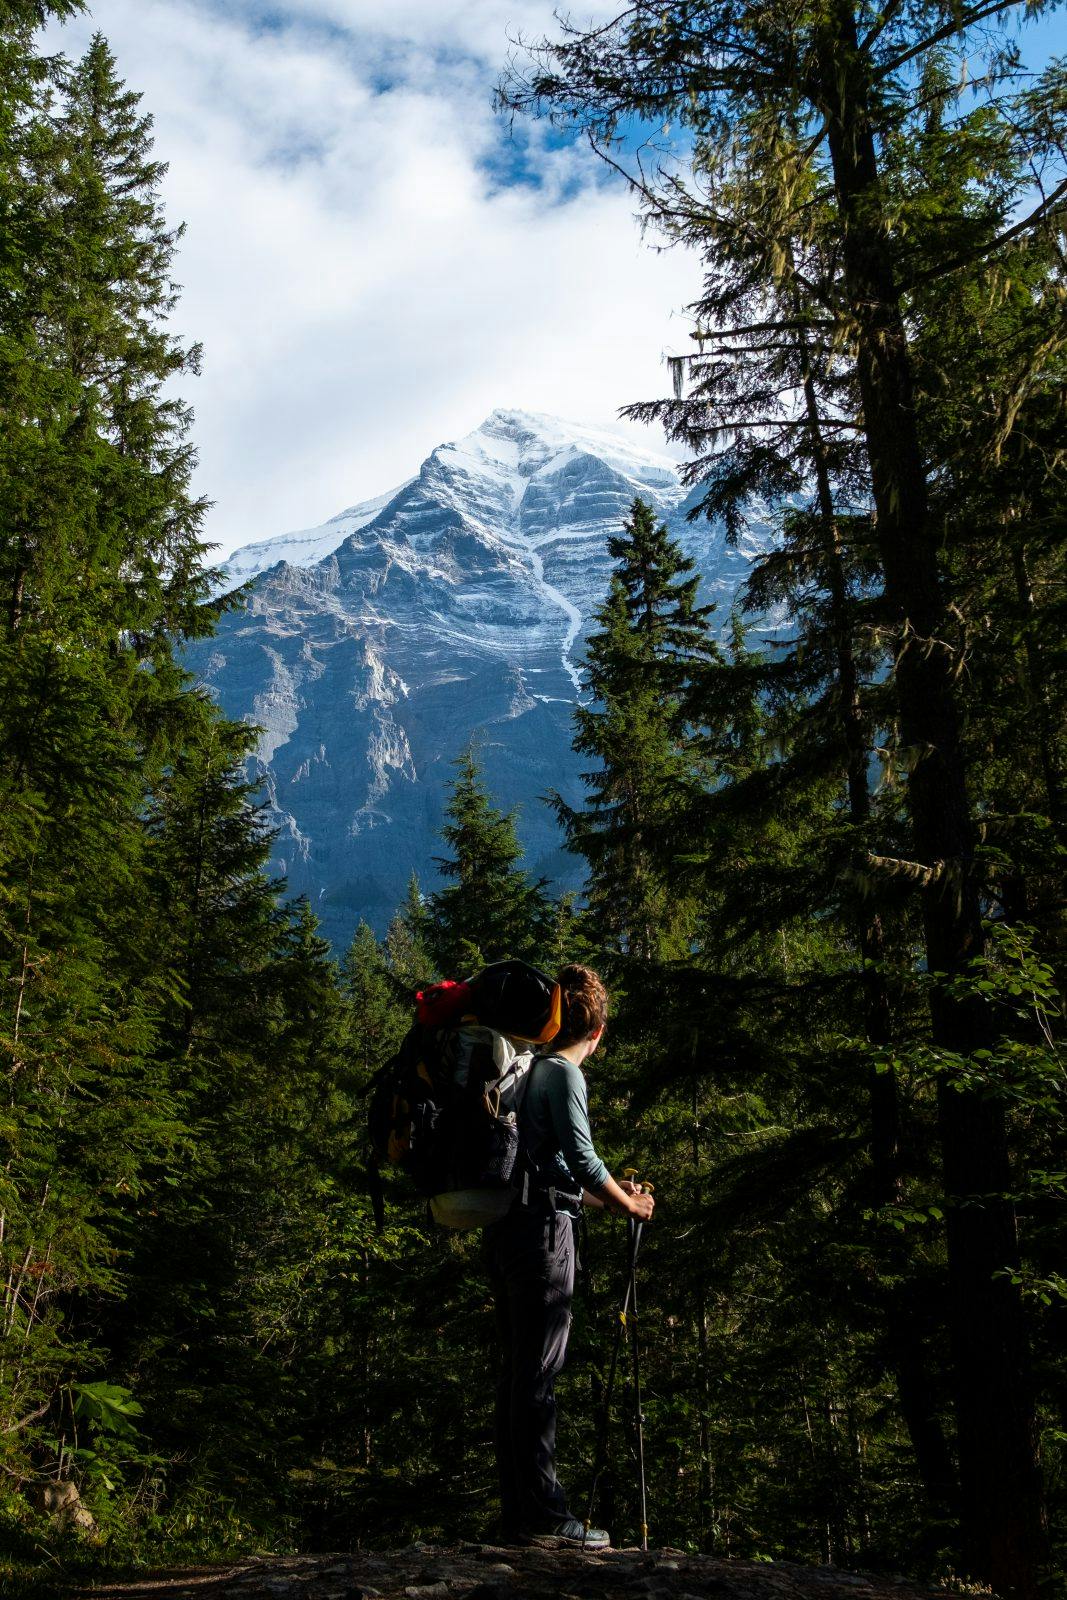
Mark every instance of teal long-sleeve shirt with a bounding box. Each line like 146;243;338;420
522;1052;610;1195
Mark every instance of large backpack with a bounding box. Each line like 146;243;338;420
366;959;561;1229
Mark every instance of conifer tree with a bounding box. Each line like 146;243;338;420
429;747;552;973
383;872;436;993
559;496;716;961
61;33;212;633
5;31;216;658
0;18;224;1499
94;712;279;1457
503;10;1064;1586
0;23;274;1528
342;920;410;1084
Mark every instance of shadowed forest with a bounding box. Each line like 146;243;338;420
0;3;1064;1598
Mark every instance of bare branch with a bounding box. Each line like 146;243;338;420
3;1399;49;1435
909;176;1067;287
693;319;837;338
586;131;704;221
860;0;908;52
876;0;1032;80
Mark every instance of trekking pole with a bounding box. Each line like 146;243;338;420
620;1169;653;1551
628;1196;652;1552
583;1172;648;1550
583;1215;641;1547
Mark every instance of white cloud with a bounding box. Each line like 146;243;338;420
195;0;611;54
49;0;700;557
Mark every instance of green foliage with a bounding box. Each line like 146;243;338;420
384;873;436;994
0;5;1064;1598
501;5;1066;1592
558;497;717;963
343;919;410;1083
0;14;354;1572
0;30;579;1550
429;746;554;972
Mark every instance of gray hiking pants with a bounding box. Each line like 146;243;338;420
484;1203;577;1531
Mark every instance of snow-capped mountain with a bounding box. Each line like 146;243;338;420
187;408;777;946
217;482;412;590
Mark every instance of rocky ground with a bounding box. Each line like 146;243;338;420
78;1542;952;1600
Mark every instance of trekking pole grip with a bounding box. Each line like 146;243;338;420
623;1167;654;1198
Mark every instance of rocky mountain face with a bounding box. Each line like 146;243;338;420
188;410;776;948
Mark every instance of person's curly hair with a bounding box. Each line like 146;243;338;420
553;964;609;1047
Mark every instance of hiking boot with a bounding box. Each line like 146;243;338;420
523;1517;610;1549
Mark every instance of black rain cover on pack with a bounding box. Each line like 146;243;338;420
470;960;562;1044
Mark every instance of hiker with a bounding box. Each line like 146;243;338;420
483;963;655;1548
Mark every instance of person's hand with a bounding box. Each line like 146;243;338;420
617;1178;654;1221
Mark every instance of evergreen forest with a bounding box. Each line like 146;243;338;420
0;3;1064;1599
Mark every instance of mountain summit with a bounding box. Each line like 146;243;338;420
189;410;772;946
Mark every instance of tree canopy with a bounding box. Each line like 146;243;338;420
0;8;1063;1598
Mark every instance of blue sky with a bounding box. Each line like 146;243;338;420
46;0;701;557
1021;7;1067;61
45;0;1066;560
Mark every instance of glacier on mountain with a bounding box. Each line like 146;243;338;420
188;409;777;947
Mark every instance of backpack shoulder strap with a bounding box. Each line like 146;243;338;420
514;1053;540;1117
514;1054;548;1170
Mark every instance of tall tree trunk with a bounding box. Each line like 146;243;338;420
814;6;1045;1590
798;329;959;1525
1011;541;1064;827
691;1069;713;1547
888;1287;961;1521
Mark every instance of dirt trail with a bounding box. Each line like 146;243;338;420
78;1542;947;1600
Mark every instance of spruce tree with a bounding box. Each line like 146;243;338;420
0;22;269;1530
59;33;213;633
429;747;552;973
342;920;410;1085
503;10;1063;1586
0;17;221;1498
559;496;717;961
5;32;216;658
383;872;436;993
95;710;277;1456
